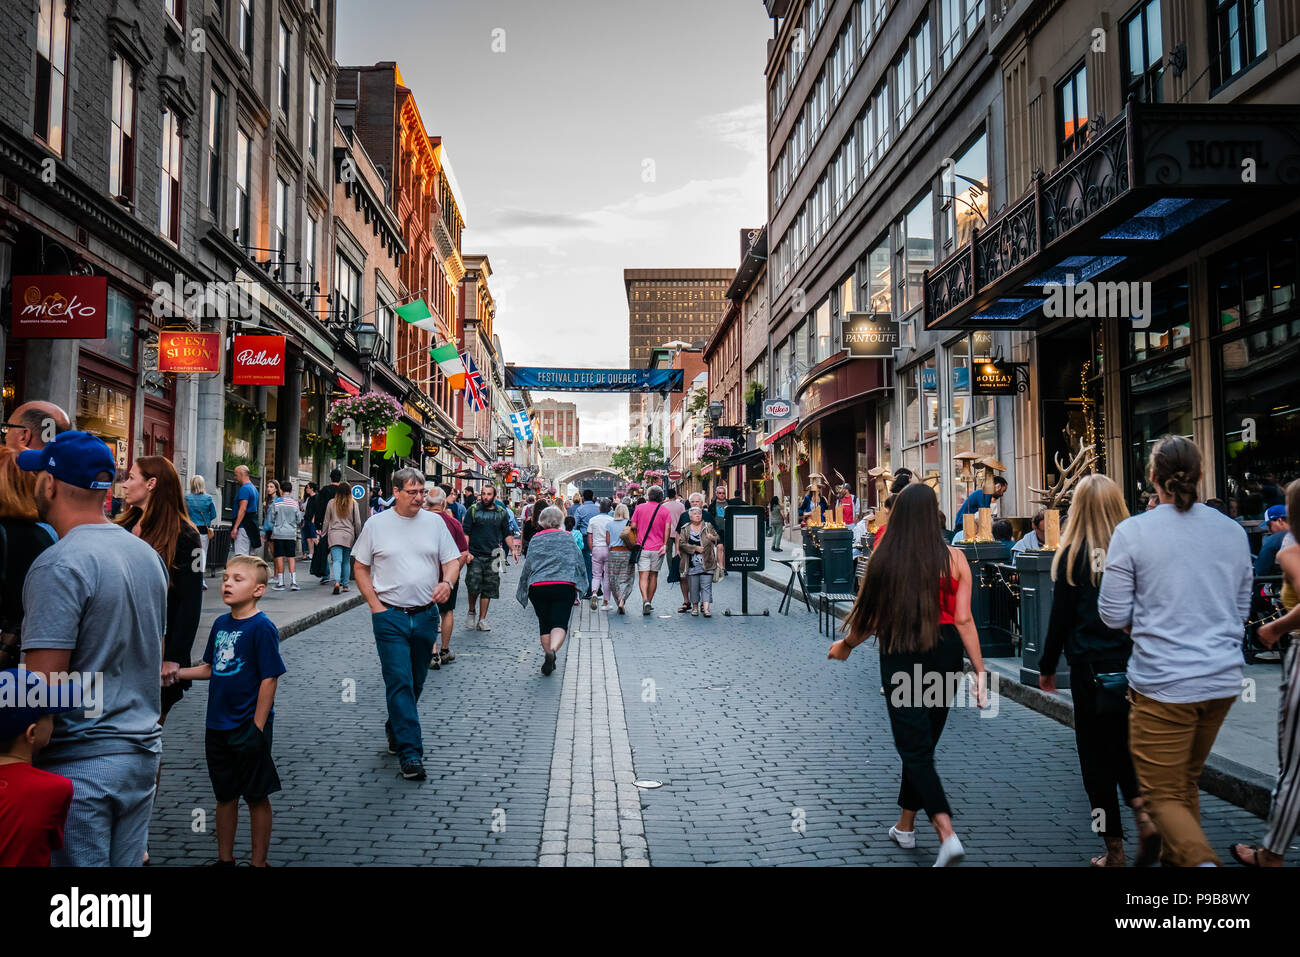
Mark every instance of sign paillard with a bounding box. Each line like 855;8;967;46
842;312;899;357
158;332;222;373
232;334;286;385
11;276;108;339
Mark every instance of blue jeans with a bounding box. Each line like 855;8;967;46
331;545;352;585
372;606;439;764
40;749;161;866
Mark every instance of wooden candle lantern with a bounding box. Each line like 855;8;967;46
977;507;992;541
962;513;977;542
1044;508;1060;549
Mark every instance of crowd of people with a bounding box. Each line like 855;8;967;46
2;404;1296;871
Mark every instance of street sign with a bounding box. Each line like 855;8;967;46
668;469;683;482
762;398;794;419
842;312;899;357
351;484;366;501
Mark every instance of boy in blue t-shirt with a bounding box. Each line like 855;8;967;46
179;555;286;867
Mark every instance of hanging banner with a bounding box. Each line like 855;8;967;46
157;332;222;373
11;275;108;339
232;334;286;385
842;312;899;357
506;367;684;393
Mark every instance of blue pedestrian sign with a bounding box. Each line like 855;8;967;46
351;484;366;500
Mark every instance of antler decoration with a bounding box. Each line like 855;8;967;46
1027;444;1098;509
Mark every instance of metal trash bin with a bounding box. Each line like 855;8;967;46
818;528;854;594
207;522;233;574
955;541;1015;657
1016;549;1068;687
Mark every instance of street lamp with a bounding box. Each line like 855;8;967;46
707;401;724;436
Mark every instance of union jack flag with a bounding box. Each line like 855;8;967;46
463;352;488;412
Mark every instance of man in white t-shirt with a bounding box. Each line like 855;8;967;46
352;467;462;782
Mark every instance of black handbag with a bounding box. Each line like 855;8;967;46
1092;666;1130;716
628;502;662;566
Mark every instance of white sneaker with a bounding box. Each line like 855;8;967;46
272;582;285;590
290;582;300;591
888;825;916;849
476;621;491;632
465;617;477;632
934;834;965;867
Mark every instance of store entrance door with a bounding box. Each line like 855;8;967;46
142;402;174;462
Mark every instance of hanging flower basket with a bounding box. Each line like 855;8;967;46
627;482;643;494
491;459;514;477
697;437;734;466
326;391;403;435
642;469;664;483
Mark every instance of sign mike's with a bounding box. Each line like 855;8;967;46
158;332;222;374
232;334;286;385
842;312;899;358
11;276;108;339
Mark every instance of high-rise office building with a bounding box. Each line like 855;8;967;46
534;398;580;447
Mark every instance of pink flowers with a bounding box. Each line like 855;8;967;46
326;391;403;434
697;438;734;463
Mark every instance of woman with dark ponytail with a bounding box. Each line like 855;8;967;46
1098;435;1254;866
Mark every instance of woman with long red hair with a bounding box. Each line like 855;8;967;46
117;457;203;719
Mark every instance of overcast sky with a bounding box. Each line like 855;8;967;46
337;0;771;446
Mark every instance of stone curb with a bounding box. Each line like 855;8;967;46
749;568;1272;818
276;593;368;641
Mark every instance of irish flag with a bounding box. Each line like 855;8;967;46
394;299;441;335
430;342;467;390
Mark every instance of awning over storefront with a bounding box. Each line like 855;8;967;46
764;421;798;446
795;355;888;434
923;102;1300;331
718;446;765;470
337;374;360;396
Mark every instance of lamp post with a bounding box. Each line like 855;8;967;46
352;320;380;484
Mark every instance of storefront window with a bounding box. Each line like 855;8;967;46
1126;355;1192;507
78;287;135;367
1129;271;1190;363
77;376;131;504
947;333;997;485
1213;231;1297;334
1219;316;1300;519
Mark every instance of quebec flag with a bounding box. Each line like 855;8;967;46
509;409;534;442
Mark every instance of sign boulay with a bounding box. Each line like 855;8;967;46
972;359;1027;396
11;276;108;339
232;334;286;386
842;312;899;357
762;398;794;420
157;332;222;374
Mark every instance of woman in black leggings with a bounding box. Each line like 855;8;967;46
515;505;590;677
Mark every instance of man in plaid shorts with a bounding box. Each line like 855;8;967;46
463;486;515;632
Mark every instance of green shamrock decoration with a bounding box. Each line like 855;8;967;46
384;421;413;460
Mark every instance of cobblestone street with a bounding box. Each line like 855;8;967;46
147;562;1266;866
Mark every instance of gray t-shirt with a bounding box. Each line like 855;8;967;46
1098;503;1252;703
23;523;169;760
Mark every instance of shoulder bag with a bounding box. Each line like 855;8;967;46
628;503;662;566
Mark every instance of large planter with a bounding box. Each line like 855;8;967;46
955;541;1015;658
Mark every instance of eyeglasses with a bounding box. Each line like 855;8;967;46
398;487;427;496
0;421;27;435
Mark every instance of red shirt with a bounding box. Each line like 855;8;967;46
0;763;73;867
437;510;469;555
839;496;854;525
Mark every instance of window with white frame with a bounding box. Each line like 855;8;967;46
895;18;933;130
165;0;184;26
234;129;250;241
158;108;182;244
376;281;397;364
858;234;893;317
272;175;288;263
34;0;70;155
939;0;984;70
303;213;317;291
206;88;223;216
278;20;290;115
308;72;320;161
109;54;136;204
334;252;360;323
239;0;253;59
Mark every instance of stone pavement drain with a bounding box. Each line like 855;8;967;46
539;603;649;867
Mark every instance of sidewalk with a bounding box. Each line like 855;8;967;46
752;531;1279;817
189;558;365;661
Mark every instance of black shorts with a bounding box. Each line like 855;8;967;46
437;578;460;614
272;539;297;558
529;583;575;633
205;717;281;803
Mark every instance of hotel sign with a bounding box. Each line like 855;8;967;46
158;332;222;374
12;276;108;338
842;312;898;357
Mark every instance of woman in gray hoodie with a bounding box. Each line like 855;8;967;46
517;506;590;676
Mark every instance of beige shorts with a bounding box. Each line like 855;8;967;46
636;550;665;573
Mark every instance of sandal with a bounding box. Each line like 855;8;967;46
441;649;455;664
1091;836;1126;867
1228;844;1271;867
1132;800;1161;867
678;603;691;613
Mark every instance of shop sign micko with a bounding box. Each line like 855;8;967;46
11;276;108;338
232;334;286;385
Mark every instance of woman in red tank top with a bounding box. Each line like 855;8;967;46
828;483;987;867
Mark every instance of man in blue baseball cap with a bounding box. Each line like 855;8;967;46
1256;504;1291;577
0;668;75;866
17;430;170;866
